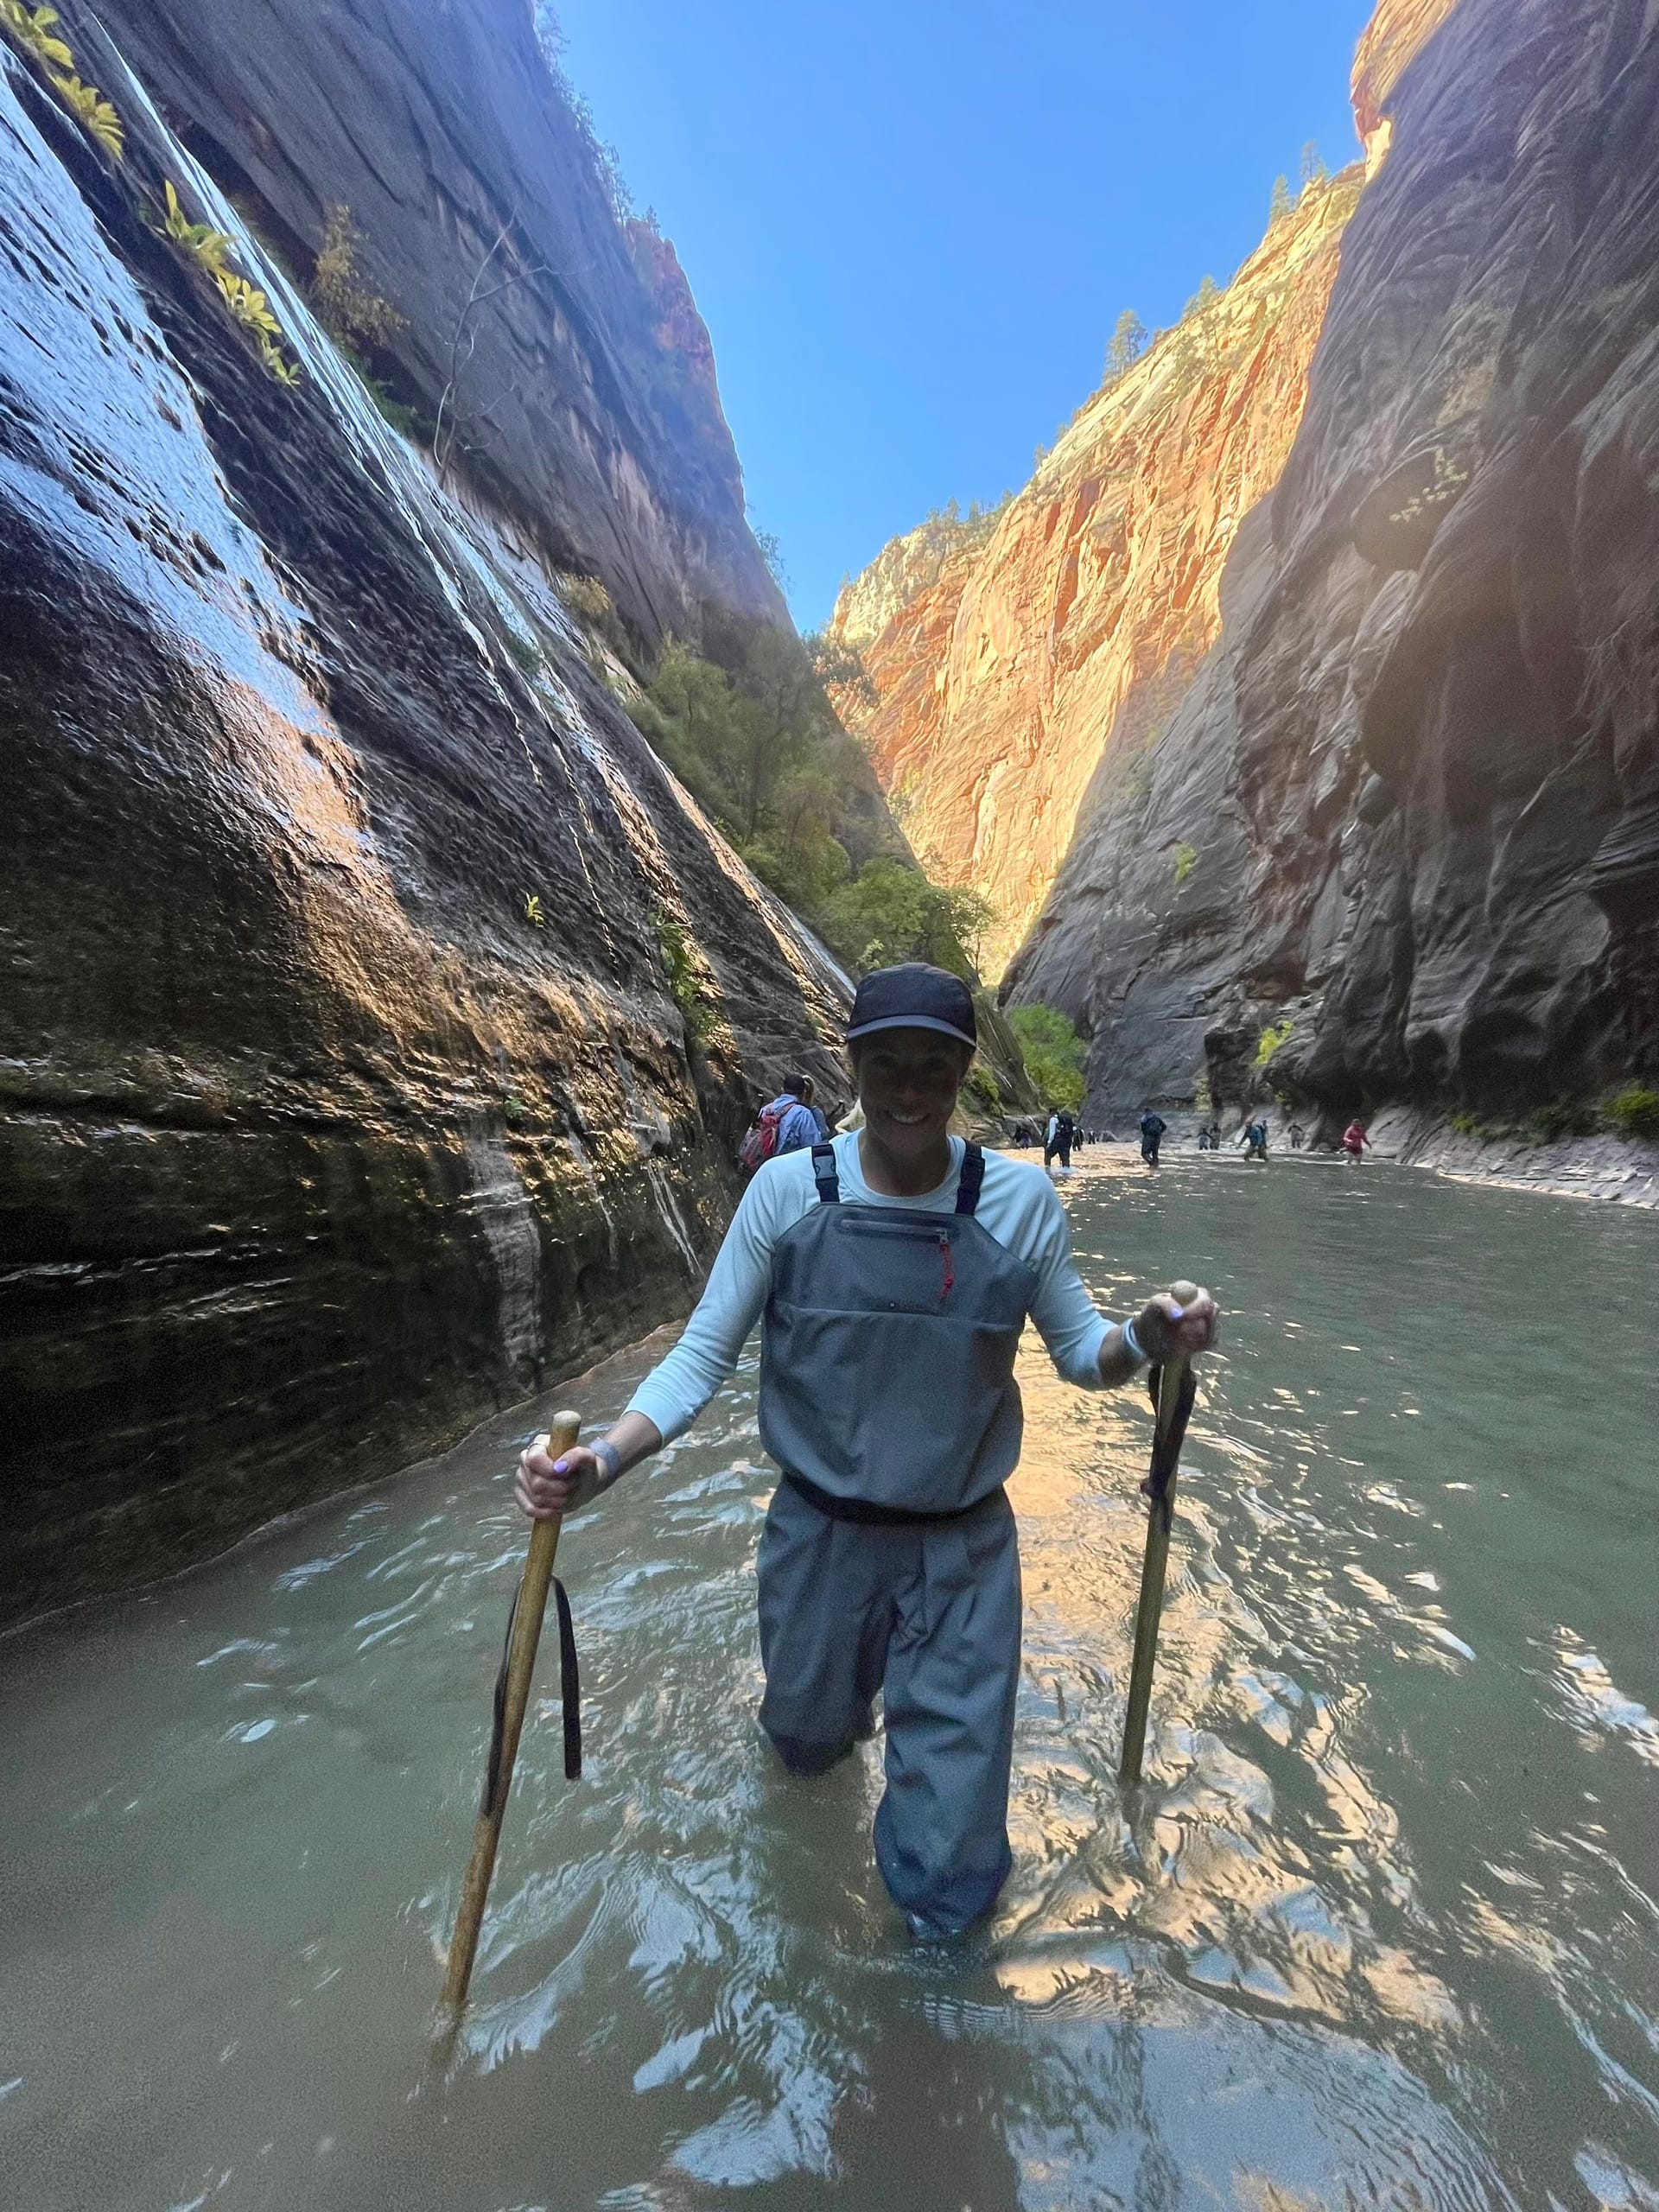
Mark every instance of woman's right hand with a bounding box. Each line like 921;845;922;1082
1136;1286;1219;1363
515;1442;599;1522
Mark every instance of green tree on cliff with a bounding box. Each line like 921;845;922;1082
1269;175;1294;226
734;626;837;836
1007;1004;1086;1112
311;205;406;350
822;859;993;981
805;629;877;708
1300;140;1328;192
632;631;865;926
1185;273;1222;321
753;527;790;591
532;3;635;221
631;623;983;976
1105;308;1148;383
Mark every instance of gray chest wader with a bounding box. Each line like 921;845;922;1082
754;1141;1038;1935
760;1141;1037;1517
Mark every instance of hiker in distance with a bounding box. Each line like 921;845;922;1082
517;963;1218;1938
739;1073;827;1173
1139;1107;1167;1166
1043;1106;1075;1170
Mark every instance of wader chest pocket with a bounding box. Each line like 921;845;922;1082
835;1217;960;1307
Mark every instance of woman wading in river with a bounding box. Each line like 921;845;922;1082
517;963;1218;1936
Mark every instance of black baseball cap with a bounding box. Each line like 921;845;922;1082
846;963;977;1049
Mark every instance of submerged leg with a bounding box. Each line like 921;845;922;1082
874;1497;1021;1937
757;1481;890;1774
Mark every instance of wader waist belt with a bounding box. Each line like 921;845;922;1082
782;1468;1006;1529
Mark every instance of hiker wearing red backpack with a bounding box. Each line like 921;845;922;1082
739;1076;824;1174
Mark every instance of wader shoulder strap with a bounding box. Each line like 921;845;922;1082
955;1142;986;1216
811;1143;840;1204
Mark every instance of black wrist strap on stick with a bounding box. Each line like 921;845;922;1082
1141;1363;1198;1529
551;1577;582;1780
483;1576;582;1817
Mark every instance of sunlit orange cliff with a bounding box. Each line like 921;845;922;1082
828;168;1362;976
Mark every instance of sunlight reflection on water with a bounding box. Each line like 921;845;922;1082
1;1154;1654;2209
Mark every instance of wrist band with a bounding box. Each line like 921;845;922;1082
1121;1316;1148;1364
591;1437;623;1490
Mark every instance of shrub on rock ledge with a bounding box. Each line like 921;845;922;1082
1605;1086;1659;1141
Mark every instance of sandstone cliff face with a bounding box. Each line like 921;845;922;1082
830;176;1360;975
91;0;782;647
0;16;845;1623
830;513;997;836
831;512;999;658
1013;0;1659;1128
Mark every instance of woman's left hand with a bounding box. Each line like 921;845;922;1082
1136;1287;1219;1362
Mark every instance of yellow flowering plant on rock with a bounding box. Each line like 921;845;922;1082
0;2;124;161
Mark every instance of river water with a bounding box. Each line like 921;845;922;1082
3;1151;1656;2211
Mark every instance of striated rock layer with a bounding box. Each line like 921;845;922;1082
830;175;1362;975
0;19;848;1624
1011;0;1659;1128
90;0;782;648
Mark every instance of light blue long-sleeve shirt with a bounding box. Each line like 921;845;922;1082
627;1133;1113;1444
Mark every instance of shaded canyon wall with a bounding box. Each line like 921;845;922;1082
92;0;784;650
0;9;849;1624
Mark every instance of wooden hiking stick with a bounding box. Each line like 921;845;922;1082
1118;1285;1200;1788
441;1410;581;2018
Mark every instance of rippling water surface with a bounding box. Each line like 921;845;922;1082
3;1153;1656;2210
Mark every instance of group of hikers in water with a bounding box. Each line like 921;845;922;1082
742;1081;1376;1181
1010;1105;1376;1171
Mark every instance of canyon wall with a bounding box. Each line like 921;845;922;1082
829;170;1363;975
91;0;782;649
838;0;1658;1135
0;9;846;1624
1012;0;1659;1127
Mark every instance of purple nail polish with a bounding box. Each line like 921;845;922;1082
1170;1304;1185;1321
553;1459;569;1474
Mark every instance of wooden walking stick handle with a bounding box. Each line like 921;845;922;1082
440;1409;581;2018
1119;1284;1199;1789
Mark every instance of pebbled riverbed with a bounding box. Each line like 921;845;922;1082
2;1150;1655;2210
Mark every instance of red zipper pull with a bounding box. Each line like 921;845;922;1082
939;1230;955;1300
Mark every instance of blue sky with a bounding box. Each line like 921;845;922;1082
554;2;1376;628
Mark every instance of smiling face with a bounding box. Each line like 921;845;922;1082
851;1027;973;1162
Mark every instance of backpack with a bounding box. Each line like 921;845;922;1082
738;1102;790;1174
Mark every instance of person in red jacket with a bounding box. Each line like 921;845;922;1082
1342;1119;1371;1162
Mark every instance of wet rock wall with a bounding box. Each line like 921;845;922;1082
0;29;844;1624
92;0;783;648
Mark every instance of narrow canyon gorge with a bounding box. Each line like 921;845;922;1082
4;12;1656;2199
5;0;1658;1620
834;0;1659;1137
